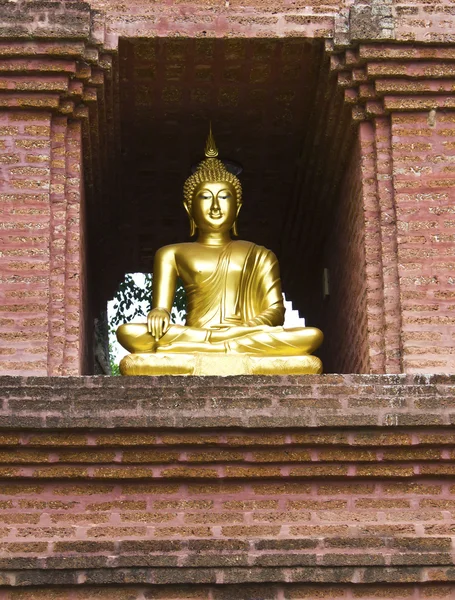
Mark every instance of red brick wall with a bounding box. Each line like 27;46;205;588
83;0;455;51
374;116;402;374
0;477;453;552
0;585;453;599
0;111;87;376
392;111;455;373
322;137;370;374
394;1;455;44
63;119;87;374
329;40;455;374
0;111;52;376
88;0;338;43
2;2;455;376
1;585;453;599
0;374;453;596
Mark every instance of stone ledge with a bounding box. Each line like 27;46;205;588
0;536;451;571
6;565;455;586
0;374;454;430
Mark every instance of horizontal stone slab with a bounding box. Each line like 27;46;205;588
0;374;454;430
4;565;455;586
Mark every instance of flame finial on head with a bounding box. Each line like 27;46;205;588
204;123;219;158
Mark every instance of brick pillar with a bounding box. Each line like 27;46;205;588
49;117;86;374
357;120;388;374
392;111;455;372
335;42;455;373
0;4;117;374
0;111;85;375
0;112;53;375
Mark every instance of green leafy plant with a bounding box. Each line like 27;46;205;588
109;342;121;376
109;273;187;328
108;273;187;375
110;274;153;327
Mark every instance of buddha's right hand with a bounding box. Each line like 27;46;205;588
147;308;171;341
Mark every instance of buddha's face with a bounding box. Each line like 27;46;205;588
189;181;239;233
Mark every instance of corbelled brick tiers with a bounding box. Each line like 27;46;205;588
0;375;452;598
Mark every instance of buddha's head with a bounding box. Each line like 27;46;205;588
183;127;242;237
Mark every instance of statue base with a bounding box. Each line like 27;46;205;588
119;353;323;376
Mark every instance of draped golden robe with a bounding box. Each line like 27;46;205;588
147;241;320;356
185;241;284;329
117;241;323;373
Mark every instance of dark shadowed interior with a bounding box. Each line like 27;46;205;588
98;37;367;373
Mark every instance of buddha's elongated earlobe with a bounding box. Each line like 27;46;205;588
183;200;196;236
232;202;241;236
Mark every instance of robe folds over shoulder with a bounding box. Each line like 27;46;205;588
184;241;285;329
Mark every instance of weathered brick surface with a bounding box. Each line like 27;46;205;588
357;121;389;373
392;112;455;374
0;585;454;599
1;2;455;375
0;112;86;376
330;40;455;373
322;134;370;373
0;375;453;595
0;111;51;376
83;0;455;48
0;30;118;375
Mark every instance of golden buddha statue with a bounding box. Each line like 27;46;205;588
117;128;323;376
